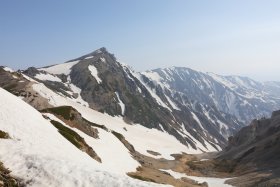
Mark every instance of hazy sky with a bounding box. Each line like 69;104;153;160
1;0;280;81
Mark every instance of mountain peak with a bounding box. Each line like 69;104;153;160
87;47;108;56
66;47;110;63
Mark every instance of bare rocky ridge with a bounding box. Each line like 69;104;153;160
0;67;52;110
220;110;280;171
208;110;280;187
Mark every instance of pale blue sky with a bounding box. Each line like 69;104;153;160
1;0;280;81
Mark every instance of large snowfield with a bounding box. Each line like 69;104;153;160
0;88;170;187
32;82;206;159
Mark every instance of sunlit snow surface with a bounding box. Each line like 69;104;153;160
88;65;102;84
160;169;233;187
35;73;62;82
115;92;125;115
0;88;170;187
40;60;80;75
43;113;140;175
3;66;14;72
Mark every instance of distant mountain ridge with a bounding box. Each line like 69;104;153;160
144;67;280;123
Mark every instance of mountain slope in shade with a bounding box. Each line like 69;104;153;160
212;110;280;187
221;110;280;168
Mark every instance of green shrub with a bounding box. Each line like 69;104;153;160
0;162;20;187
50;120;82;149
41;106;74;120
112;131;124;140
0;130;9;139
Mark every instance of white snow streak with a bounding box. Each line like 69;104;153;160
115;92;125;115
191;112;204;130
40;60;80;75
35;73;62;82
3;67;14;72
132;72;171;111
88;65;102;84
165;95;180;110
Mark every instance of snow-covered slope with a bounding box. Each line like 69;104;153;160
43;113;140;174
0;88;170;187
39;60;80;75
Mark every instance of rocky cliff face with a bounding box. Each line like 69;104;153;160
220;110;280;170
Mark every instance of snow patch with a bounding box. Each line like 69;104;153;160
22;74;39;83
115;92;125;115
88;65;102;84
84;56;93;59
207;73;236;89
132;72;171;111
191;112;204;130
165;95;180;110
179;123;219;152
68;83;89;107
40;60;80;75
100;57;106;62
3;67;14;72
35;73;62;82
142;71;171;90
160;169;233;187
12;75;18;79
142;71;162;83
